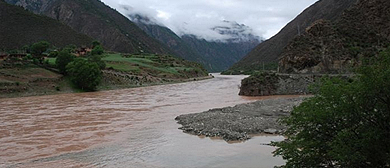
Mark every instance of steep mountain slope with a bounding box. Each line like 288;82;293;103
5;0;173;55
129;15;207;65
279;0;390;73
128;13;261;72
0;0;92;50
4;0;54;14
181;34;260;72
228;0;358;73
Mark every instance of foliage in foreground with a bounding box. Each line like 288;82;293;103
272;49;390;168
66;58;102;91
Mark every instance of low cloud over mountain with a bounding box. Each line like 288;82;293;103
102;0;317;41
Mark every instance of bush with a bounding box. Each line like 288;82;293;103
272;48;390;168
66;58;102;91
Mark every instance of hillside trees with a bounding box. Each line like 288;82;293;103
55;41;105;91
272;48;390;168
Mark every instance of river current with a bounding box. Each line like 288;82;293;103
0;74;285;168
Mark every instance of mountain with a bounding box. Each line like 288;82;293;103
5;0;173;55
126;12;261;72
127;14;207;66
278;0;390;73
227;0;358;74
0;0;92;50
181;34;260;72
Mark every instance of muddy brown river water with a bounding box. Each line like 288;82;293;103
0;74;286;168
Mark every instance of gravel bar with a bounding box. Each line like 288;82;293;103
175;97;306;141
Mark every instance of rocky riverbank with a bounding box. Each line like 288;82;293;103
175;96;307;141
239;72;353;96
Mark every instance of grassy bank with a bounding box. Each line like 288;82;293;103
0;53;210;99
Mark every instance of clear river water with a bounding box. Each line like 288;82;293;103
0;74;285;168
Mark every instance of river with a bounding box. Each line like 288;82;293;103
0;74;285;168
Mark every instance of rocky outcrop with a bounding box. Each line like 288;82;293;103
175;97;305;141
278;20;357;74
278;0;390;74
239;73;319;96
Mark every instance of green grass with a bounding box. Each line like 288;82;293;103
106;62;140;72
46;57;56;66
102;53;154;63
102;53;180;74
42;53;207;79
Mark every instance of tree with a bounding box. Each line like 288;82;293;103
92;40;101;48
63;44;77;53
88;54;106;70
30;41;50;59
272;48;390;168
55;50;74;74
66;58;102;91
91;45;104;55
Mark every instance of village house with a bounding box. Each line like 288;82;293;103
0;53;8;60
9;53;27;60
75;47;92;57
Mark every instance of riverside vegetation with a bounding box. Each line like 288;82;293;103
272;48;390;168
0;41;209;98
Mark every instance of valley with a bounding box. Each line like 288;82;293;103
1;0;390;167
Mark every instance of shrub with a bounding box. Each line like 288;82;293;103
66;58;102;91
272;48;390;168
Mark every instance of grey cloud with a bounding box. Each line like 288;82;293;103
103;0;318;41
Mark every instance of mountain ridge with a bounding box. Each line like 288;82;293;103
126;12;261;72
5;0;174;55
0;0;92;50
228;0;358;74
278;0;390;73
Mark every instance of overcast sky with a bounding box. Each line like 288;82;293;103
101;0;318;41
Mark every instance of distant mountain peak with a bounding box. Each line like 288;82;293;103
119;4;261;43
210;20;262;43
121;5;163;26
